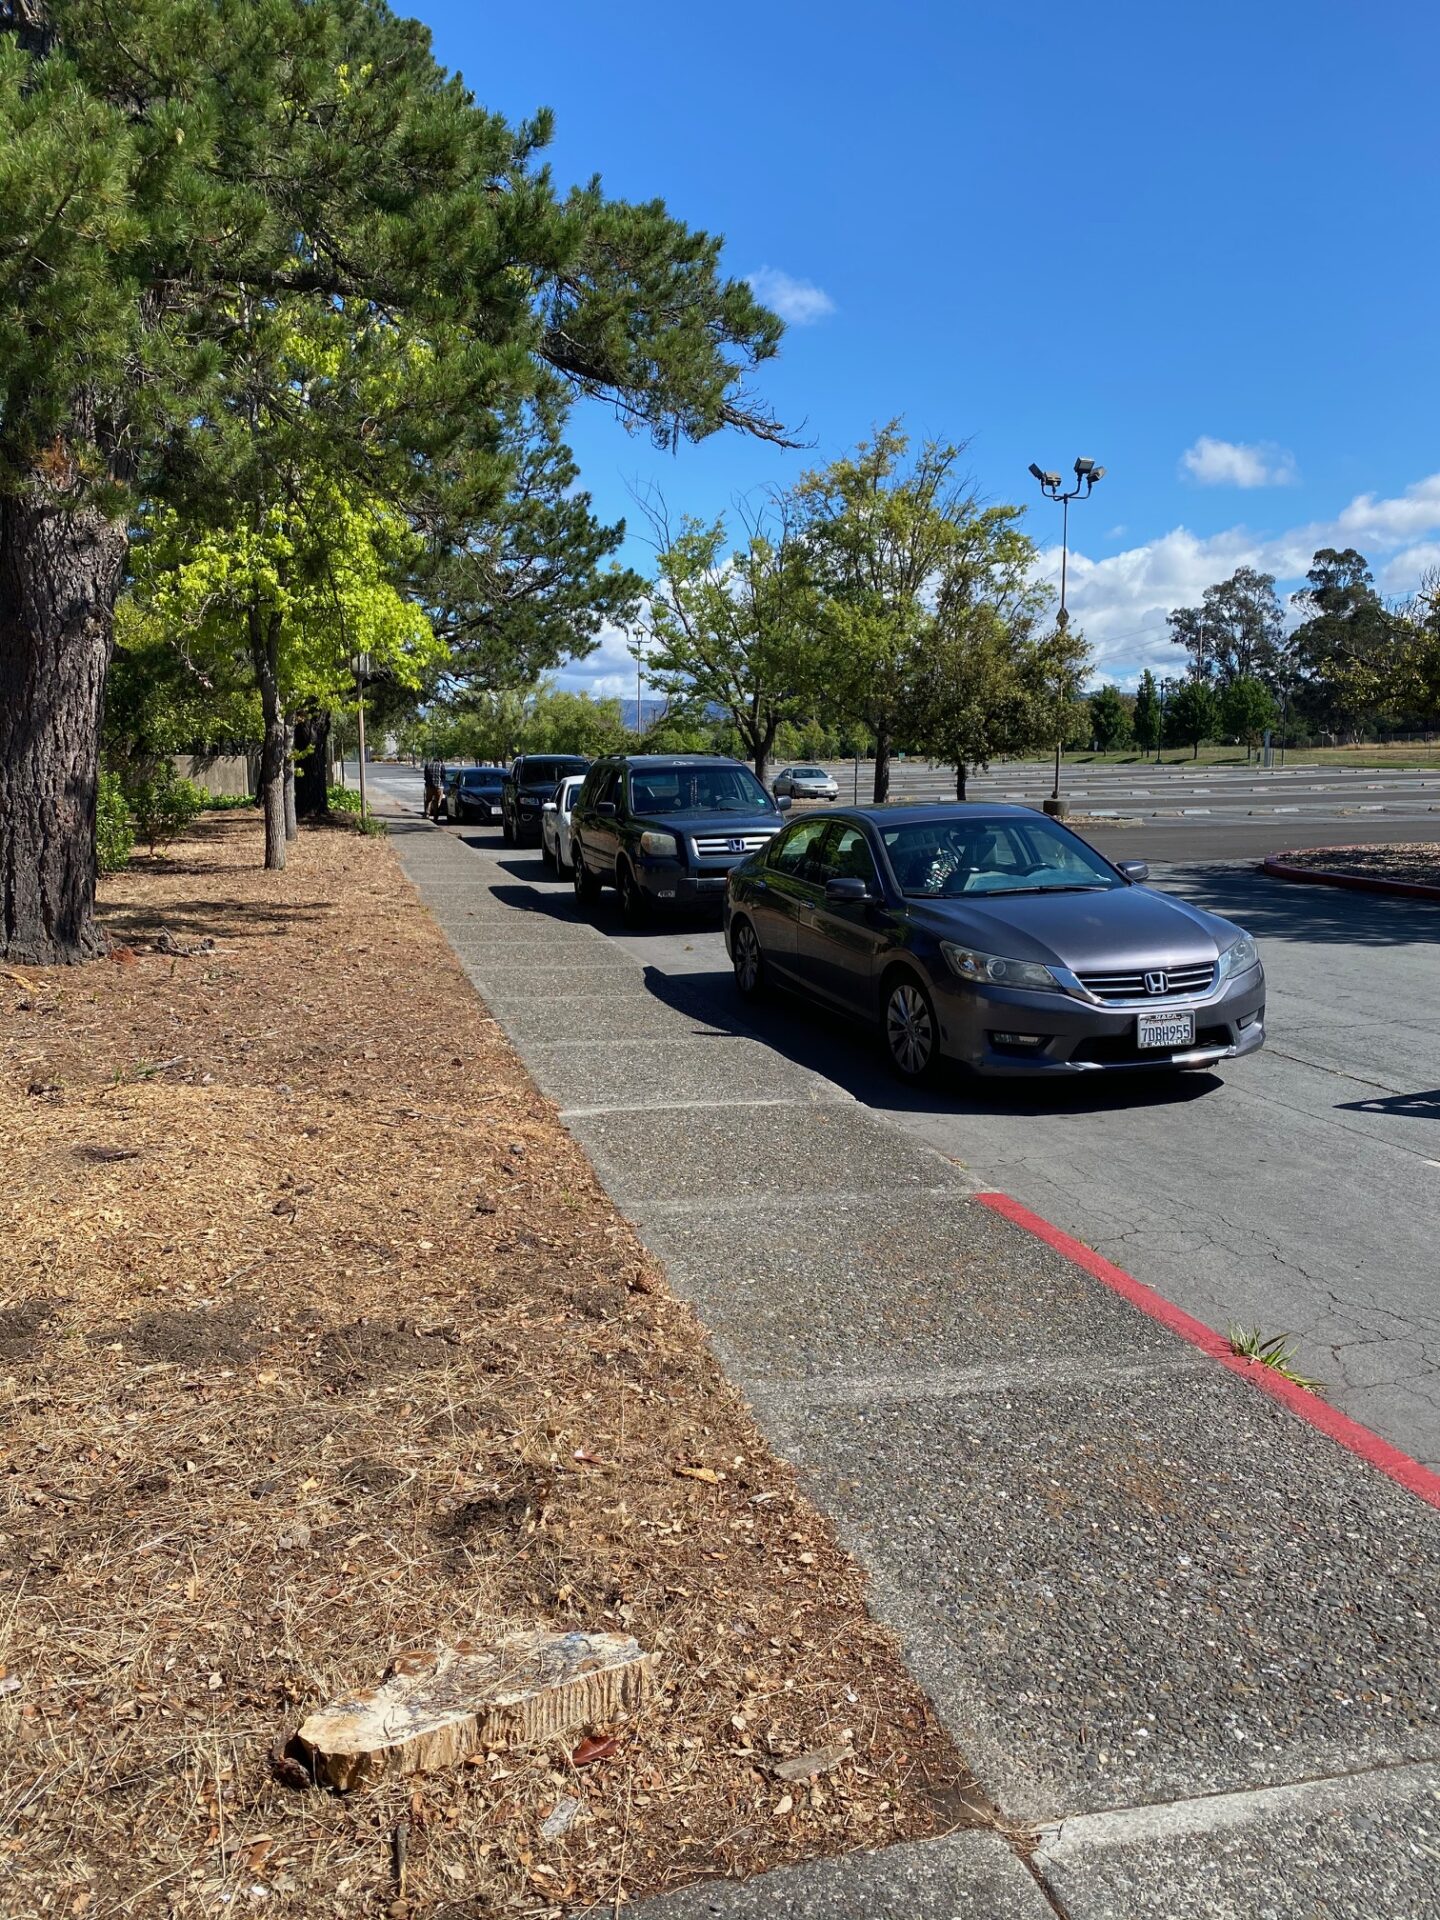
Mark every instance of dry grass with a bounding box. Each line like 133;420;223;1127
1;816;977;1918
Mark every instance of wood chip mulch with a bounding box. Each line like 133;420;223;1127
1;814;981;1918
1271;842;1440;888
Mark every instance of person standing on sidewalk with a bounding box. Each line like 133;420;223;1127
423;758;444;819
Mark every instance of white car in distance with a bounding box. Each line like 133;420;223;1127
541;774;586;874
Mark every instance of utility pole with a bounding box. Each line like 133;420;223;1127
350;652;373;823
1028;459;1106;816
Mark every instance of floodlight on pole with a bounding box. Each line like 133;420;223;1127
1027;455;1107;811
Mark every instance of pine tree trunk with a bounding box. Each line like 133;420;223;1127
283;727;298;842
871;720;891;806
293;711;333;818
250;604;287;871
0;485;128;964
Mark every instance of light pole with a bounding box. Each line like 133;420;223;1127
1157;675;1178;765
349;651;374;823
1029;457;1105;814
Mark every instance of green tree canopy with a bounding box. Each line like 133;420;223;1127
1219;675;1277;755
1168;567;1285;687
1166;679;1220;756
0;0;787;960
1088;684;1131;751
1132;669;1161;752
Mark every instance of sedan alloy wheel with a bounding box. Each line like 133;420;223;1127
731;918;765;1000
885;978;938;1081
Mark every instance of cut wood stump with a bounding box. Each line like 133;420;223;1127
296;1629;656;1791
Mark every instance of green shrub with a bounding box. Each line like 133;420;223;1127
126;763;207;853
327;783;362;814
204;791;256;812
96;773;135;874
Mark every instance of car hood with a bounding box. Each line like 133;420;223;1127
907;884;1239;971
641;812;782;838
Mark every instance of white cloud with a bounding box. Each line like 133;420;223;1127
1179;436;1298;489
1045;471;1440;687
746;266;836;326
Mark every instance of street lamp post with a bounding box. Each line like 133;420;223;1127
349;651;373;823
1028;457;1106;815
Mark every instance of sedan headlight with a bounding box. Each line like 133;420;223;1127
1217;933;1259;981
940;943;1062;992
639;830;680;858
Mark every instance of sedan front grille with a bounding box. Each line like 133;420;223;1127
692;833;775;857
1076;962;1216;1003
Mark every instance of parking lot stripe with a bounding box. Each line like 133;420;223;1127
976;1190;1440;1511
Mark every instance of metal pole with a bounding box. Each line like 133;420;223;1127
357;689;368;822
853;752;859;803
1052;494;1069;803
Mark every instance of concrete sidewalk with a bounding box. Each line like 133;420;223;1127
389;815;1440;1920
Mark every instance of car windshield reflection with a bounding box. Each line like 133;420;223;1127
631;765;773;813
879;819;1122;898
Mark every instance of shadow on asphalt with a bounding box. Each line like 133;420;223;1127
1150;862;1440;948
1336;1087;1440;1120
636;961;1224;1120
439;824;1231;1117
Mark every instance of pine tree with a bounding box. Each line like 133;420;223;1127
0;0;786;959
1132;670;1161;752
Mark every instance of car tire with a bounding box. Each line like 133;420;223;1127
501;810;514;846
617;860;649;927
573;850;602;910
540;836;553;870
731;916;766;1001
882;972;941;1083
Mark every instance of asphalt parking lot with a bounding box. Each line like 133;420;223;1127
362;763;1439;1468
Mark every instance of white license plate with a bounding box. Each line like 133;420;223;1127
1137;1011;1195;1049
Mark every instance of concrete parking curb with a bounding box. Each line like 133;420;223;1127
977;1191;1440;1512
1262;852;1440;901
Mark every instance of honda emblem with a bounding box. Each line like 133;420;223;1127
1144;970;1168;995
727;838;745;854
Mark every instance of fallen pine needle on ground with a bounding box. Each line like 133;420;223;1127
1;814;978;1917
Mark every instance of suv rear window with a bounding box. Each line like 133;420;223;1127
519;757;588;788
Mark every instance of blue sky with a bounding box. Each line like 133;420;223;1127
423;0;1440;697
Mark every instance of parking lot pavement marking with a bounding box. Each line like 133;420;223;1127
1181;808;1211;814
977;1190;1440;1512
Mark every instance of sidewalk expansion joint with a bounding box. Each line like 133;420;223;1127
744;1352;1210;1411
559;1093;854;1119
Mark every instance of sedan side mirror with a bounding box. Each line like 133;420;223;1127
824;876;870;903
1116;859;1149;883
775;794;792;811
541;800;557;812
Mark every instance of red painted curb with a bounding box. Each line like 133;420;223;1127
976;1190;1440;1512
1263;854;1440;902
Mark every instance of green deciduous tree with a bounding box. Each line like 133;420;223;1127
637;490;819;786
796;425;1045;804
1288;548;1403;736
0;0;785;961
1088;684;1131;751
1166;679;1220;757
1219;675;1277;757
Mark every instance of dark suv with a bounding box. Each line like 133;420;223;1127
502;754;590;845
569;754;789;924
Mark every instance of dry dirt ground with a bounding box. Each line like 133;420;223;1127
1;816;978;1918
1274;841;1440;886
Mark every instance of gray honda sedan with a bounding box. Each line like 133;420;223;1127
724;805;1265;1080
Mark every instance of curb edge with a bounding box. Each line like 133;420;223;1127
976;1190;1440;1512
1262;854;1440;902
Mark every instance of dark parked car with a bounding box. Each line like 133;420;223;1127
570;754;790;924
445;765;507;824
724;804;1265;1081
502;754;590;845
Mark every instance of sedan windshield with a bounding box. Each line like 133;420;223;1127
630;764;774;813
793;767;827;779
881;818;1121;897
